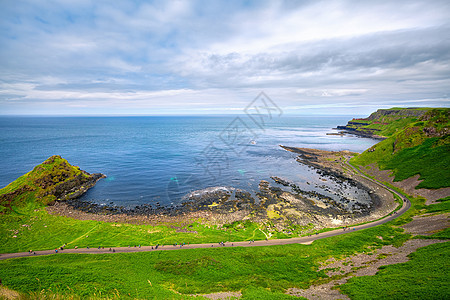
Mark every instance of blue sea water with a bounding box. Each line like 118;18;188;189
0;116;378;207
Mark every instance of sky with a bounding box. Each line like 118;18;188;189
0;0;449;116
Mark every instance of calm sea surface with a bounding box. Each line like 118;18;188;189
0;116;378;207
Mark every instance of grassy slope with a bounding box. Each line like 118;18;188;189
348;115;421;137
0;224;410;299
0;155;91;213
0;208;269;253
351;108;450;189
340;242;450;300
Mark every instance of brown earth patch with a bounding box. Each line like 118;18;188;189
288;239;447;300
196;291;242;299
0;286;21;300
361;164;450;204
402;213;449;236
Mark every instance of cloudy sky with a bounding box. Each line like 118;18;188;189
1;0;449;115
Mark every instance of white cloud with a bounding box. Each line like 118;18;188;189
0;0;449;115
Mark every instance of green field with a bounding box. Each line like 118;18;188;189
0;207;272;254
0;224;411;299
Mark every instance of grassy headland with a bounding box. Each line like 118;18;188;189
0;155;105;213
350;108;449;189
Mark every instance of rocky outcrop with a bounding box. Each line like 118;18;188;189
0;155;105;211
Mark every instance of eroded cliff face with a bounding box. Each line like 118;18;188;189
0;155;105;212
366;108;428;120
336;108;432;139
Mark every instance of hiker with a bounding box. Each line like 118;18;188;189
109;248;112;251
113;249;115;252
55;249;58;253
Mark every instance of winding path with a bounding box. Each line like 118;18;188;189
0;160;411;261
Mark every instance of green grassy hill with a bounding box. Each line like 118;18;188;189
351;108;450;189
0;155;104;213
340;107;435;138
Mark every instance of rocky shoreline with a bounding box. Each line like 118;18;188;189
48;146;397;232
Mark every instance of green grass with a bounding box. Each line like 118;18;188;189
351;108;449;189
0;155;93;211
0;207;271;253
364;116;419;137
352;134;449;189
418;196;450;214
0;224;410;299
340;242;450;300
381;138;450;189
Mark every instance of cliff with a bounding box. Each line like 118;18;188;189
337;107;433;139
0;155;105;213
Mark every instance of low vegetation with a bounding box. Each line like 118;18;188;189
351;108;449;189
0;224;411;299
340;242;450;300
0;155;103;213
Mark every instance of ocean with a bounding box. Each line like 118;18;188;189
0;115;378;208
